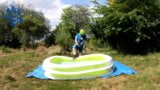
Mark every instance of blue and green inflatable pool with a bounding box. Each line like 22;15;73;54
42;54;114;80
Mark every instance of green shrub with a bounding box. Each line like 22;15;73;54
44;32;55;47
88;39;101;51
93;0;160;54
55;29;73;51
87;39;111;51
0;45;12;53
99;10;160;53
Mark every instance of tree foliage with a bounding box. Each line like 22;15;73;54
0;4;50;48
44;31;56;47
93;0;160;53
55;5;91;50
55;23;73;50
12;10;49;47
0;4;20;48
60;5;91;38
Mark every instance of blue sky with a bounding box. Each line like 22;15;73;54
61;0;107;5
0;0;107;29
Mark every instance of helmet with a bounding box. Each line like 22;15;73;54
80;29;85;35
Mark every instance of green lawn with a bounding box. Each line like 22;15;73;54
0;46;160;90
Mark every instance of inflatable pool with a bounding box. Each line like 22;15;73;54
42;54;114;80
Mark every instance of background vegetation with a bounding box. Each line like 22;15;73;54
92;0;160;54
0;4;50;48
1;0;160;54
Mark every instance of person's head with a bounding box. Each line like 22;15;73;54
80;29;85;35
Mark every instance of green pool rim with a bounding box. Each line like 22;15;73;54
42;54;112;69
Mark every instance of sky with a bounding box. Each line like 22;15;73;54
0;0;107;29
61;0;106;5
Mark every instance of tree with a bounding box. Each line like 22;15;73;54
0;4;20;48
54;5;92;52
55;23;73;50
0;3;50;48
12;8;50;48
93;0;160;53
60;5;91;38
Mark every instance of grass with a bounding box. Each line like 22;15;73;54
0;46;160;90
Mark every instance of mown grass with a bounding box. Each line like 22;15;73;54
0;46;160;90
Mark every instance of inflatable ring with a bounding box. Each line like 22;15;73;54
42;54;114;80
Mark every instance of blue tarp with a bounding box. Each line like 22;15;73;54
101;61;138;78
26;61;138;79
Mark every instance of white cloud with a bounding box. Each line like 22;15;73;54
0;0;70;30
30;0;70;29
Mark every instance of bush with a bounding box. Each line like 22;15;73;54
44;32;55;47
55;29;73;51
87;38;111;52
0;45;12;53
88;39;102;51
93;0;160;54
94;9;160;54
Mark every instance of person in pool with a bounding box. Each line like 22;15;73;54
72;29;87;57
